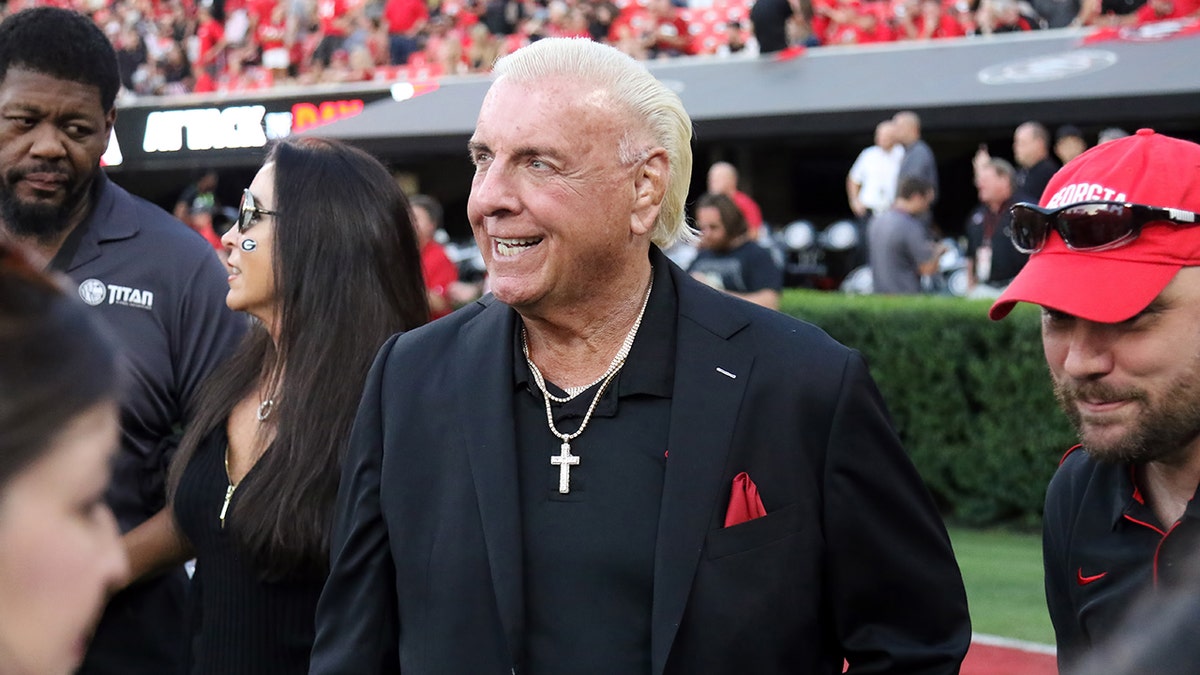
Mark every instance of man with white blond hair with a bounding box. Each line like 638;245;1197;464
989;129;1200;671
311;37;969;674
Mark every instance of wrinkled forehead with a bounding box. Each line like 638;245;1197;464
475;77;637;152
483;75;623;117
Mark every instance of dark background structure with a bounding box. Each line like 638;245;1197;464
109;27;1200;241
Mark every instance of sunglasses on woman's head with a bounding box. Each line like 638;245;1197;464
237;189;278;234
1009;201;1200;254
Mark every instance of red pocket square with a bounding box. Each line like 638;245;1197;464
724;472;768;527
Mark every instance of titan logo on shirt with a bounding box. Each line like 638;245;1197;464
78;278;154;311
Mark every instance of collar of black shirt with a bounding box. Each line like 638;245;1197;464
512;255;677;416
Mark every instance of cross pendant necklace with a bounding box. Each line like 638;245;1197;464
523;270;653;494
551;442;581;494
535;366;619;494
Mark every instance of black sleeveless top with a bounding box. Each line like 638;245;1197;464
174;428;325;674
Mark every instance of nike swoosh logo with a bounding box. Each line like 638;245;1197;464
1077;568;1107;586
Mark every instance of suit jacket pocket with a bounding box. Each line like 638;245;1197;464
705;503;801;560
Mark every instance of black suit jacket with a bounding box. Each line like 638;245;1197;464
311;252;970;674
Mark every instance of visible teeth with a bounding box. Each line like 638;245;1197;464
496;237;540;256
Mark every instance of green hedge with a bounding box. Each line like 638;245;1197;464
780;290;1077;528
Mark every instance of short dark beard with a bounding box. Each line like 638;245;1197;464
712;232;746;254
1055;366;1200;466
0;169;91;246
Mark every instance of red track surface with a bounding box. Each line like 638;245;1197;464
962;640;1057;675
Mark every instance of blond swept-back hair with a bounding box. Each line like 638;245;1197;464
492;37;696;248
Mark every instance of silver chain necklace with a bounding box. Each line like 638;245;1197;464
522;272;653;494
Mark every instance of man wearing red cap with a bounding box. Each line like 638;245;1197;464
989;129;1200;670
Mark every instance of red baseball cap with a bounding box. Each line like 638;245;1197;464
990;129;1200;322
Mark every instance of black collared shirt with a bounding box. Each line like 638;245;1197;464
964;198;1028;286
1043;446;1200;669
47;172;245;673
512;260;676;675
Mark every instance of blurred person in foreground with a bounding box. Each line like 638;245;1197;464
1067;548;1200;675
0;241;130;675
0;8;245;673
310;36;970;674
687;192;783;309
120;137;429;672
988;129;1200;671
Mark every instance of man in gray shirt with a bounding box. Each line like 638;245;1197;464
868;176;943;294
893;111;939;204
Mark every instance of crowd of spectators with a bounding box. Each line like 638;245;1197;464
0;0;1194;98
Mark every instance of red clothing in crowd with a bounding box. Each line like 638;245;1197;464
194;223;223;251
609;4;696;55
384;0;428;34
916;11;966;37
1135;0;1200;22
826;18;896;43
648;12;695;55
811;0;837;40
257;18;287;50
421;241;460;320
317;0;351;37
196;15;225;66
732;190;764;236
246;0;279;23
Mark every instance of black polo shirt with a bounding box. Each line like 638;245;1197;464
1015;157;1060;204
1043;445;1200;669
964;198;1028;286
48;172;245;674
512;260;676;675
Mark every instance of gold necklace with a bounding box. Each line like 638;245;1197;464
523;272;653;494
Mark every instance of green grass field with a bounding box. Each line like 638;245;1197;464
948;527;1055;646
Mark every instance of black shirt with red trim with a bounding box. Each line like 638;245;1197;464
1043;445;1200;670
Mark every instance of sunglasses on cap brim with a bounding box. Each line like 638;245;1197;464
1009;200;1200;254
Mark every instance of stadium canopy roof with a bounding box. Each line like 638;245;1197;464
109;24;1200;171
311;24;1200;157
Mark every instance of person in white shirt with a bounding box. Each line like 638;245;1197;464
847;120;905;219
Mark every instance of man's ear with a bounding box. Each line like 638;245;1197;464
631;148;669;237
102;108;117;155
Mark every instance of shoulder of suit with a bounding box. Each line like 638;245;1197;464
685;281;851;359
387;296;497;353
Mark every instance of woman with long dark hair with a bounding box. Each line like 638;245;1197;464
122;137;428;672
0;241;130;675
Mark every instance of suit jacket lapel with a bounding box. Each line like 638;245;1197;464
454;298;525;664
651;265;753;675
